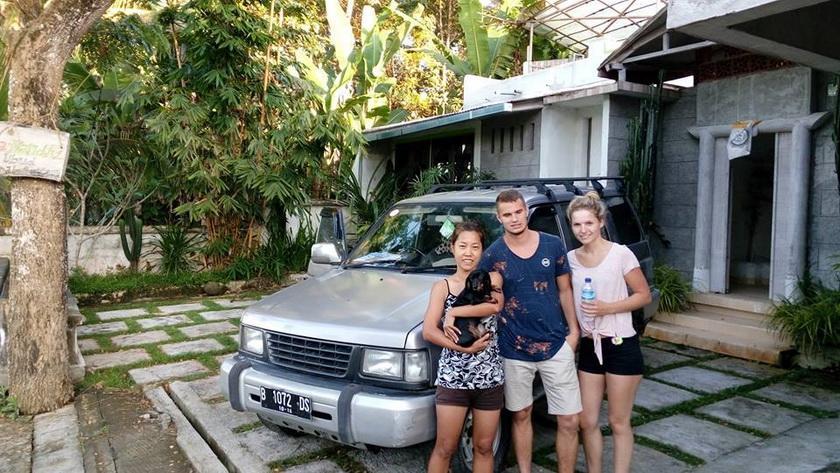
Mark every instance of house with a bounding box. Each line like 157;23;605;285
357;39;674;197
358;0;839;365
598;0;840;364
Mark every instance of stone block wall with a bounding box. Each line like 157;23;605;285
695;66;813;125
479;111;541;179
809;71;840;288
652;88;699;279
606;95;642;175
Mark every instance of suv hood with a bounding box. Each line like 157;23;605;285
241;268;438;348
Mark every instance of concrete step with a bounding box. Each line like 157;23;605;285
645;321;794;366
655;310;786;344
689;292;773;316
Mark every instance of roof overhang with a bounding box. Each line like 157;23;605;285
363;103;514;143
598;7;716;83
667;0;840;73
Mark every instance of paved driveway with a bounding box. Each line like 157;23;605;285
76;296;840;472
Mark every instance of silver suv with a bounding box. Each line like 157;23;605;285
220;178;660;472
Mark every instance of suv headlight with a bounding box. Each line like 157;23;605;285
240;326;264;355
361;349;429;383
362;349;402;379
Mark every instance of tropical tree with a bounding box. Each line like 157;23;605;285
2;0;115;415
146;0;335;268
294;0;421;132
61;14;168;267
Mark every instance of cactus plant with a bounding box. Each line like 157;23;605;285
119;212;143;272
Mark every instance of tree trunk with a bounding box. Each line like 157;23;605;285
5;0;113;415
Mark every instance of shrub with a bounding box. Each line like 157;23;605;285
654;265;691;313
0;386;19;419
769;273;840;357
225;227;315;282
151;224;202;274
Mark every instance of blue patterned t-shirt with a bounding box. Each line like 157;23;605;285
479;232;571;362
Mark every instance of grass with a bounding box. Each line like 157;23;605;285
70;269;232;302
268;446;368;473
0;386;20;419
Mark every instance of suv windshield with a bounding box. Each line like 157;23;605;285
346;203;503;271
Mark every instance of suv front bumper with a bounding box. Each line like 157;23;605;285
220;355;436;448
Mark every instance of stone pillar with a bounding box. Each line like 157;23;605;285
688;113;829;300
691;129;716;292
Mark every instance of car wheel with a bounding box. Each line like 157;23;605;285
451;409;512;473
258;414;307;437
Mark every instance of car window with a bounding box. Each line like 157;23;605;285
528;205;562;238
347;203;502;269
605;197;643;244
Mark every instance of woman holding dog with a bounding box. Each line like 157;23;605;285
566;192;651;473
422;221;504;473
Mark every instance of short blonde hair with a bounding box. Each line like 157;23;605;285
566;191;607;221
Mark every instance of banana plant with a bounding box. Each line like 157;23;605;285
393;0;523;79
293;0;419;131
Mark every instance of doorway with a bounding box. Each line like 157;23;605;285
728;134;774;295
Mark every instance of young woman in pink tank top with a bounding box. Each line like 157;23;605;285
567;192;652;473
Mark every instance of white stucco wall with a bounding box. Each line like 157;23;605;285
539;99;607;178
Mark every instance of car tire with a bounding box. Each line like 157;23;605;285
451;409;512;473
258;414;307;437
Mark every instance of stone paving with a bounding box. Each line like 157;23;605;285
70;294;840;473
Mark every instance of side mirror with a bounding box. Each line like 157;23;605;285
311;242;343;264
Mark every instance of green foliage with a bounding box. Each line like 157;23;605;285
226;228;315;282
621;72;665;243
409;163;495;197
151;224;201;274
654;265;691;313
147;0;335;266
69;268;229;300
294;0;420;131
119;213;144;271
336;161;400;234
769;274;840;357
0;386;20;419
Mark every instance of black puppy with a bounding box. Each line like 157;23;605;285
449;269;494;347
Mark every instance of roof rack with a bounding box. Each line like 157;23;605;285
429;176;625;199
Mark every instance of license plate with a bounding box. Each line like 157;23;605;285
260;387;312;419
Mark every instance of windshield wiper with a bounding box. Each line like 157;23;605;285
401;265;457;274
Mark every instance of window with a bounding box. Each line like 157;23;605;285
520;125;524;151
509;127;514;152
528;205;561;239
529;123;535;150
606;197;643;244
500;128;504;152
491;129;495;154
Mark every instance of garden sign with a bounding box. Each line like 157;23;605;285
0;122;70;182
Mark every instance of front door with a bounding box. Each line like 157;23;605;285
728;134;774;295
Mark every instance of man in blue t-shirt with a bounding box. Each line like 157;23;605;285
478;189;581;473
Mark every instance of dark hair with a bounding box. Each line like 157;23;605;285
495;189;525;208
450;221;486;248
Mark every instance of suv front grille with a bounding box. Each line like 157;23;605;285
265;332;354;377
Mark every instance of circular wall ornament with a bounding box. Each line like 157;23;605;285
730;128;750;146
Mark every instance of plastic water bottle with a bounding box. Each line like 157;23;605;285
581;277;596;304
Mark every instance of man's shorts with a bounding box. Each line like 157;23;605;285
578;335;644;376
435;384;505;411
503;342;582;416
